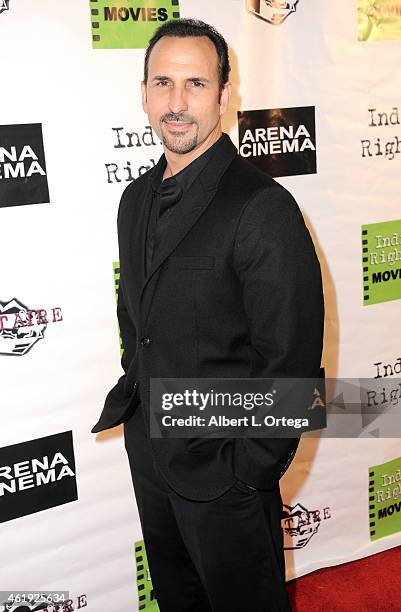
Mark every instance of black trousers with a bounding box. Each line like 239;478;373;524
123;403;292;612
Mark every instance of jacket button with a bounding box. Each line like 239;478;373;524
140;337;151;347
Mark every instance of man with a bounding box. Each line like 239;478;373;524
92;18;324;612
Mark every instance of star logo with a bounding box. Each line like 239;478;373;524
0;298;47;356
247;0;299;26
0;0;9;15
282;503;321;549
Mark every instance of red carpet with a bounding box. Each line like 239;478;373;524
287;545;401;611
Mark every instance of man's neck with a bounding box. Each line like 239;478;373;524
163;126;222;180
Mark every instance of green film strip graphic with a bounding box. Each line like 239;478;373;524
113;261;123;355
369;469;376;538
361;219;401;306
362;228;369;303
90;0;180;49
135;540;160;611
368;457;401;541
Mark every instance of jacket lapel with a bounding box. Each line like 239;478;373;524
140;186;216;330
137;133;238;325
145;135;237;283
127;155;165;311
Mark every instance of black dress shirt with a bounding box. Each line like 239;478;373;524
145;135;224;276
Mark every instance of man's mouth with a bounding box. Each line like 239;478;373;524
163;120;193;131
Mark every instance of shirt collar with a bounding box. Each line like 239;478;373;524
152;134;224;195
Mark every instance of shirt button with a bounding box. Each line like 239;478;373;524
140;337;151;347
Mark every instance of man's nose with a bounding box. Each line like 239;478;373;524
168;85;188;114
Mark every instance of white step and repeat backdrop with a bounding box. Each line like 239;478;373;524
1;1;401;610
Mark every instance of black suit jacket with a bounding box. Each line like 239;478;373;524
92;133;324;501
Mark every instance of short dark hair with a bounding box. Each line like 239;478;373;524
143;18;230;93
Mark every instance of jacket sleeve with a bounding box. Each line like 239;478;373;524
232;183;324;488
116;184;138;376
90;188;139;433
117;275;137;375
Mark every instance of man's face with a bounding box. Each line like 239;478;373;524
142;35;230;155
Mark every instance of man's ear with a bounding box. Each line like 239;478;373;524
141;81;148;114
219;81;232;116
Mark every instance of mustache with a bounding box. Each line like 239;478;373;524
161;113;197;124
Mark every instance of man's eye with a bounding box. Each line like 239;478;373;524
157;80;169;86
190;81;204;87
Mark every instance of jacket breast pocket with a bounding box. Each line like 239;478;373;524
166;256;215;270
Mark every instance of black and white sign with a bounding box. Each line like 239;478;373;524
0;431;77;523
0;123;49;208
238;106;317;177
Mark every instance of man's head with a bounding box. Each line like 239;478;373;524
142;19;231;156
